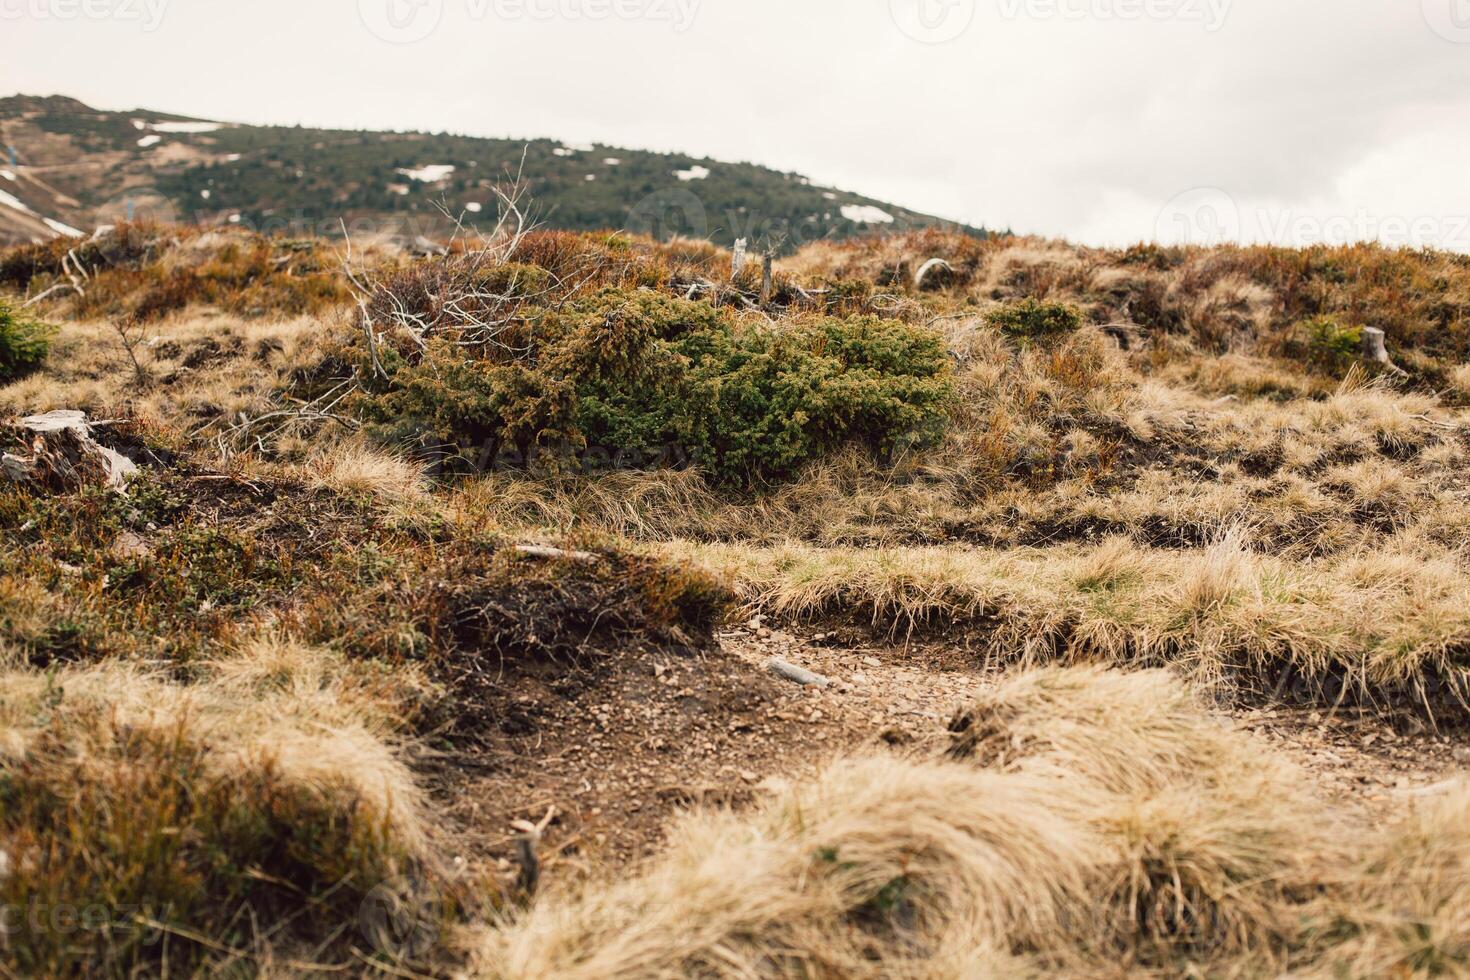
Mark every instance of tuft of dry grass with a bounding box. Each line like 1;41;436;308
307;440;430;504
476;756;1095;979
1452;363;1470;395
656;536;1470;699
1312;783;1470;977
949;667;1332;961
0;637;437;975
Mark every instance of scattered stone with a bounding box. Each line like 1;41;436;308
766;657;831;689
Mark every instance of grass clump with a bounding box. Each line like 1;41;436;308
0;651;434;977
0;300;53;383
409;542;735;671
355;288;953;488
659;535;1470;702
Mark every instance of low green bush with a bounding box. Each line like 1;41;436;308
986;299;1083;341
355;289;953;487
1297;316;1362;373
0;300;53;382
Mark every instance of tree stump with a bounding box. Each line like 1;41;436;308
2;411;138;493
1360;327;1407;376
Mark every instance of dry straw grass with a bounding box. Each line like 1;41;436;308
307;440;430;505
0;636;438;974
6;224;1470;976
656;533;1470;696
0;634;433;853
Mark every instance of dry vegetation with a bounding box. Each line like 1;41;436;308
0;221;1467;976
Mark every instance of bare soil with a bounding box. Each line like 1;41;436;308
431;621;1470;899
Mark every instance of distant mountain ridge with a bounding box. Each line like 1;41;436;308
0;94;989;250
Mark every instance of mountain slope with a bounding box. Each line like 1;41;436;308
0;94;988;249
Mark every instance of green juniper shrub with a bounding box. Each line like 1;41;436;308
471;261;554;298
1295;316;1363;374
0;299;53;382
354;288;953;488
986;299;1084;342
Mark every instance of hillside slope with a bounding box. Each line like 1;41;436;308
0;94;988;249
2;224;1469;975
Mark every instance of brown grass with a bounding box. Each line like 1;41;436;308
656;534;1470;699
0;637;437;975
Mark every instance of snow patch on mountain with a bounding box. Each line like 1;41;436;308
841;204;895;224
396;165;455;183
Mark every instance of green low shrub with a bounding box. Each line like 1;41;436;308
355;289;953;487
1297;316;1362;373
0;300;53;382
986;299;1083;341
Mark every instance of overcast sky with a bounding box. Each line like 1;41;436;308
4;0;1469;248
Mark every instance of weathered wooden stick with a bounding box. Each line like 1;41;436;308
760;252;773;305
731;238;747;278
514;544;601;563
1394;779;1463;799
913;257;953;290
766;657;831;688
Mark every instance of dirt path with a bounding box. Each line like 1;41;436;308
1237;704;1470;812
436;625;1470;894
